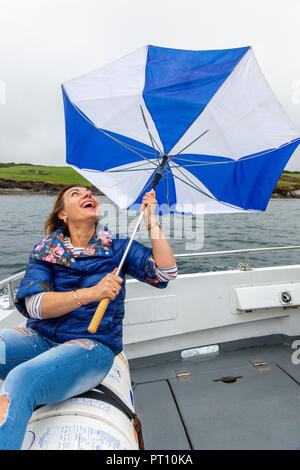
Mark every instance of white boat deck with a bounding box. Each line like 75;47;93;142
1;246;300;449
130;337;300;449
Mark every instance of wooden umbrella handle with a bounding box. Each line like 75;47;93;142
87;210;146;335
88;297;110;334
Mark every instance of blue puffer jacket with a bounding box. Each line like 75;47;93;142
15;225;168;355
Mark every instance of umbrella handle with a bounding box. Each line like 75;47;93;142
88;297;110;334
87;210;146;334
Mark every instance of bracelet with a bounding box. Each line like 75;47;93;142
147;220;161;231
73;289;82;307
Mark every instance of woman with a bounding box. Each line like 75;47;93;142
0;184;177;450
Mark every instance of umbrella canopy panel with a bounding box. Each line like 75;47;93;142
62;45;300;214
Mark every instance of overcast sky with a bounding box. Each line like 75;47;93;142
0;0;299;169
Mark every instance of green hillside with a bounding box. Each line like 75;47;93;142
0;164;91;186
0;163;300;195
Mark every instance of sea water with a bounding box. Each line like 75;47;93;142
0;194;299;307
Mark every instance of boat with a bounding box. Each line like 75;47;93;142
1;245;300;450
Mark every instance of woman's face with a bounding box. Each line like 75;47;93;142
59;186;100;225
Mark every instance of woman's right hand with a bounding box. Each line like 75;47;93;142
39;269;123;319
90;268;123;302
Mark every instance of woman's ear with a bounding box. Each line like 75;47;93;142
58;212;67;223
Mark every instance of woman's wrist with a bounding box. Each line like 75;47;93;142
74;287;97;305
73;289;82;307
148;221;161;231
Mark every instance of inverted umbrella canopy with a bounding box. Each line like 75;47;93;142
62;45;300;214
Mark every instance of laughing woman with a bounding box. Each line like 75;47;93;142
0;184;177;450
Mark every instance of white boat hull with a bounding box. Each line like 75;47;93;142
1;264;300;359
1;263;300;450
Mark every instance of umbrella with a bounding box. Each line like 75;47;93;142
61;45;300;332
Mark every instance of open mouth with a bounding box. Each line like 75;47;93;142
80;200;96;209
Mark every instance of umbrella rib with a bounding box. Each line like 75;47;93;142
168;163;212;198
167;100;300;162
117;145;158;156
69;98;159;164
140;104;163;160
82;162;156;174
169;129;210;157
168;155;228;164
169;139;300;166
165;164;246;211
162;172;171;208
170;159;230;166
90;126;160;168
104;160;157;172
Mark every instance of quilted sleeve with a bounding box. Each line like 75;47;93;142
123;239;169;289
14;257;54;318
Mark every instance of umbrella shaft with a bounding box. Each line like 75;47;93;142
152;155;168;189
116;156;167;276
116;210;145;276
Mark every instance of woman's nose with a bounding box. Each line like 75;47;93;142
84;189;92;197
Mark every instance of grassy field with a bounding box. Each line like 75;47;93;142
274;171;300;192
0;164;92;186
1;163;300;193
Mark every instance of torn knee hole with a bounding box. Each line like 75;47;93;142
0;394;10;425
66;339;97;350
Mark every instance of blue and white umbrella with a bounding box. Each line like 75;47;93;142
62;45;300;333
62;45;300;215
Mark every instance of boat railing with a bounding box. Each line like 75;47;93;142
0;271;26;310
174;245;300;270
1;245;300;310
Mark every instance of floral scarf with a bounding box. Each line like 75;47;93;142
31;225;113;268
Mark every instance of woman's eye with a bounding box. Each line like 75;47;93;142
71;191;79;196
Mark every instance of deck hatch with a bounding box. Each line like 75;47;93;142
168;360;300;449
175;369;191;383
133;380;191;449
249;359;272;373
233;283;300;312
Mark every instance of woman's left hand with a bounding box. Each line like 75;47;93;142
140;190;157;226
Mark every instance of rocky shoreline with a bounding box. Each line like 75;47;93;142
0;178;103;196
272;189;300;198
0;177;299;198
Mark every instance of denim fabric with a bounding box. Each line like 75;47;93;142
0;327;115;450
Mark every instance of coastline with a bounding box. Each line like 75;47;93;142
272;192;300;199
0;173;300;198
0;178;103;196
0;185;299;199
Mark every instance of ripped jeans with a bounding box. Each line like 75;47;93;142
0;327;115;450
